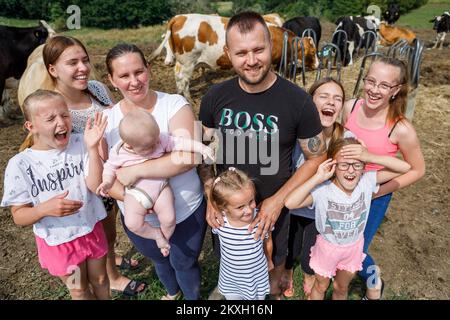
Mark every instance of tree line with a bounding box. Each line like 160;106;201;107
0;0;428;29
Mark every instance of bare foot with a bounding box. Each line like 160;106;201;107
303;273;316;298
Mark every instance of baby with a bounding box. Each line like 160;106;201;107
97;109;214;256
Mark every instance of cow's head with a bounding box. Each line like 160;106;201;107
39;20;56;37
430;15;442;30
34;21;50;45
383;4;400;25
300;37;319;70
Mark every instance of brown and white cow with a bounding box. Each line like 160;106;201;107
149;14;318;100
379;22;416;46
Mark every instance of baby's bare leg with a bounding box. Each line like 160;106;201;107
124;194;169;252
153;186;176;241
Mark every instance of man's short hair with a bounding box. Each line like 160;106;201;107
226;11;271;46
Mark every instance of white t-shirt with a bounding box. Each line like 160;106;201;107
102;91;203;225
310;171;379;246
1;134;106;246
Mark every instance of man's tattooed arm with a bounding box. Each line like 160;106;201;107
299;131;327;159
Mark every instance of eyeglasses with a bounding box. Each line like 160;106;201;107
363;77;402;92
336;162;365;171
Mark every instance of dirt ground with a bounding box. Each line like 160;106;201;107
0;21;449;299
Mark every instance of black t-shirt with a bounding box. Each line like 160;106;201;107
199;75;322;203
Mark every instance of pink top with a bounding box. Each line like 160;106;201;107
103;133;177;177
345;100;399;171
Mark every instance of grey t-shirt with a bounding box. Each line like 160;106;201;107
310;171;378;245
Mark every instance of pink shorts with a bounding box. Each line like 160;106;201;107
35;222;108;277
309;234;366;278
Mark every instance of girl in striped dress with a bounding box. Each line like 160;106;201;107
209;168;270;300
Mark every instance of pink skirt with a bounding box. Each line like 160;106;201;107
35;222;108;276
309;234;366;278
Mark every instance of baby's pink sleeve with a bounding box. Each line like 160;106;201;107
103;151;122;178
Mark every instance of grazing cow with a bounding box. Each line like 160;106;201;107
333;16;377;66
0;21;53;122
383;3;401;25
149;14;318;100
282;16;321;48
379;22;416;46
430;12;450;50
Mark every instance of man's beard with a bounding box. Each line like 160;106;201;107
237;64;271;86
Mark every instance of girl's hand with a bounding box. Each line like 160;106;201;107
84;112;108;150
314;158;336;183
202;146;215;165
340;144;369;162
38;190;83;218
96;181;112;197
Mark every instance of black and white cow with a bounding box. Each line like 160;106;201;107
383;3;401;25
0;21;52;122
430;12;450;50
333;16;378;66
282;16;322;48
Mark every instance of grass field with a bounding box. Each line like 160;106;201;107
397;0;449;28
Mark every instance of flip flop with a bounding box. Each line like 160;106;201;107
116;256;139;271
161;291;182;300
121;280;147;297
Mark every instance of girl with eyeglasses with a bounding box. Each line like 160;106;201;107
342;57;425;299
285;137;411;300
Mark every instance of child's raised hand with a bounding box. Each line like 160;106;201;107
202;145;215;164
314;158;336;183
340;143;369;162
96;181;112;197
38;190;83;218
84;112;108;150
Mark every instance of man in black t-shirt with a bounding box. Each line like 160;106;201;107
198;11;326;299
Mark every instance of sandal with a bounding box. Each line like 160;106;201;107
161;291;182;300
362;279;384;300
116;256;139;271
120;280;147;297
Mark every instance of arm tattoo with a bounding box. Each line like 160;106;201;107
307;136;322;154
300;133;326;158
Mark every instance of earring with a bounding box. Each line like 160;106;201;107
114;87;118;92
391;95;396;100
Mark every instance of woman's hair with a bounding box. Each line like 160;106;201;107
106;43;148;75
210;168;255;212
327;137;361;160
308;77;346;145
368;56;409;124
19;90;66;151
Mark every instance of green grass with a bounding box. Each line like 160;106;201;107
397;1;450;29
0;16;42;27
